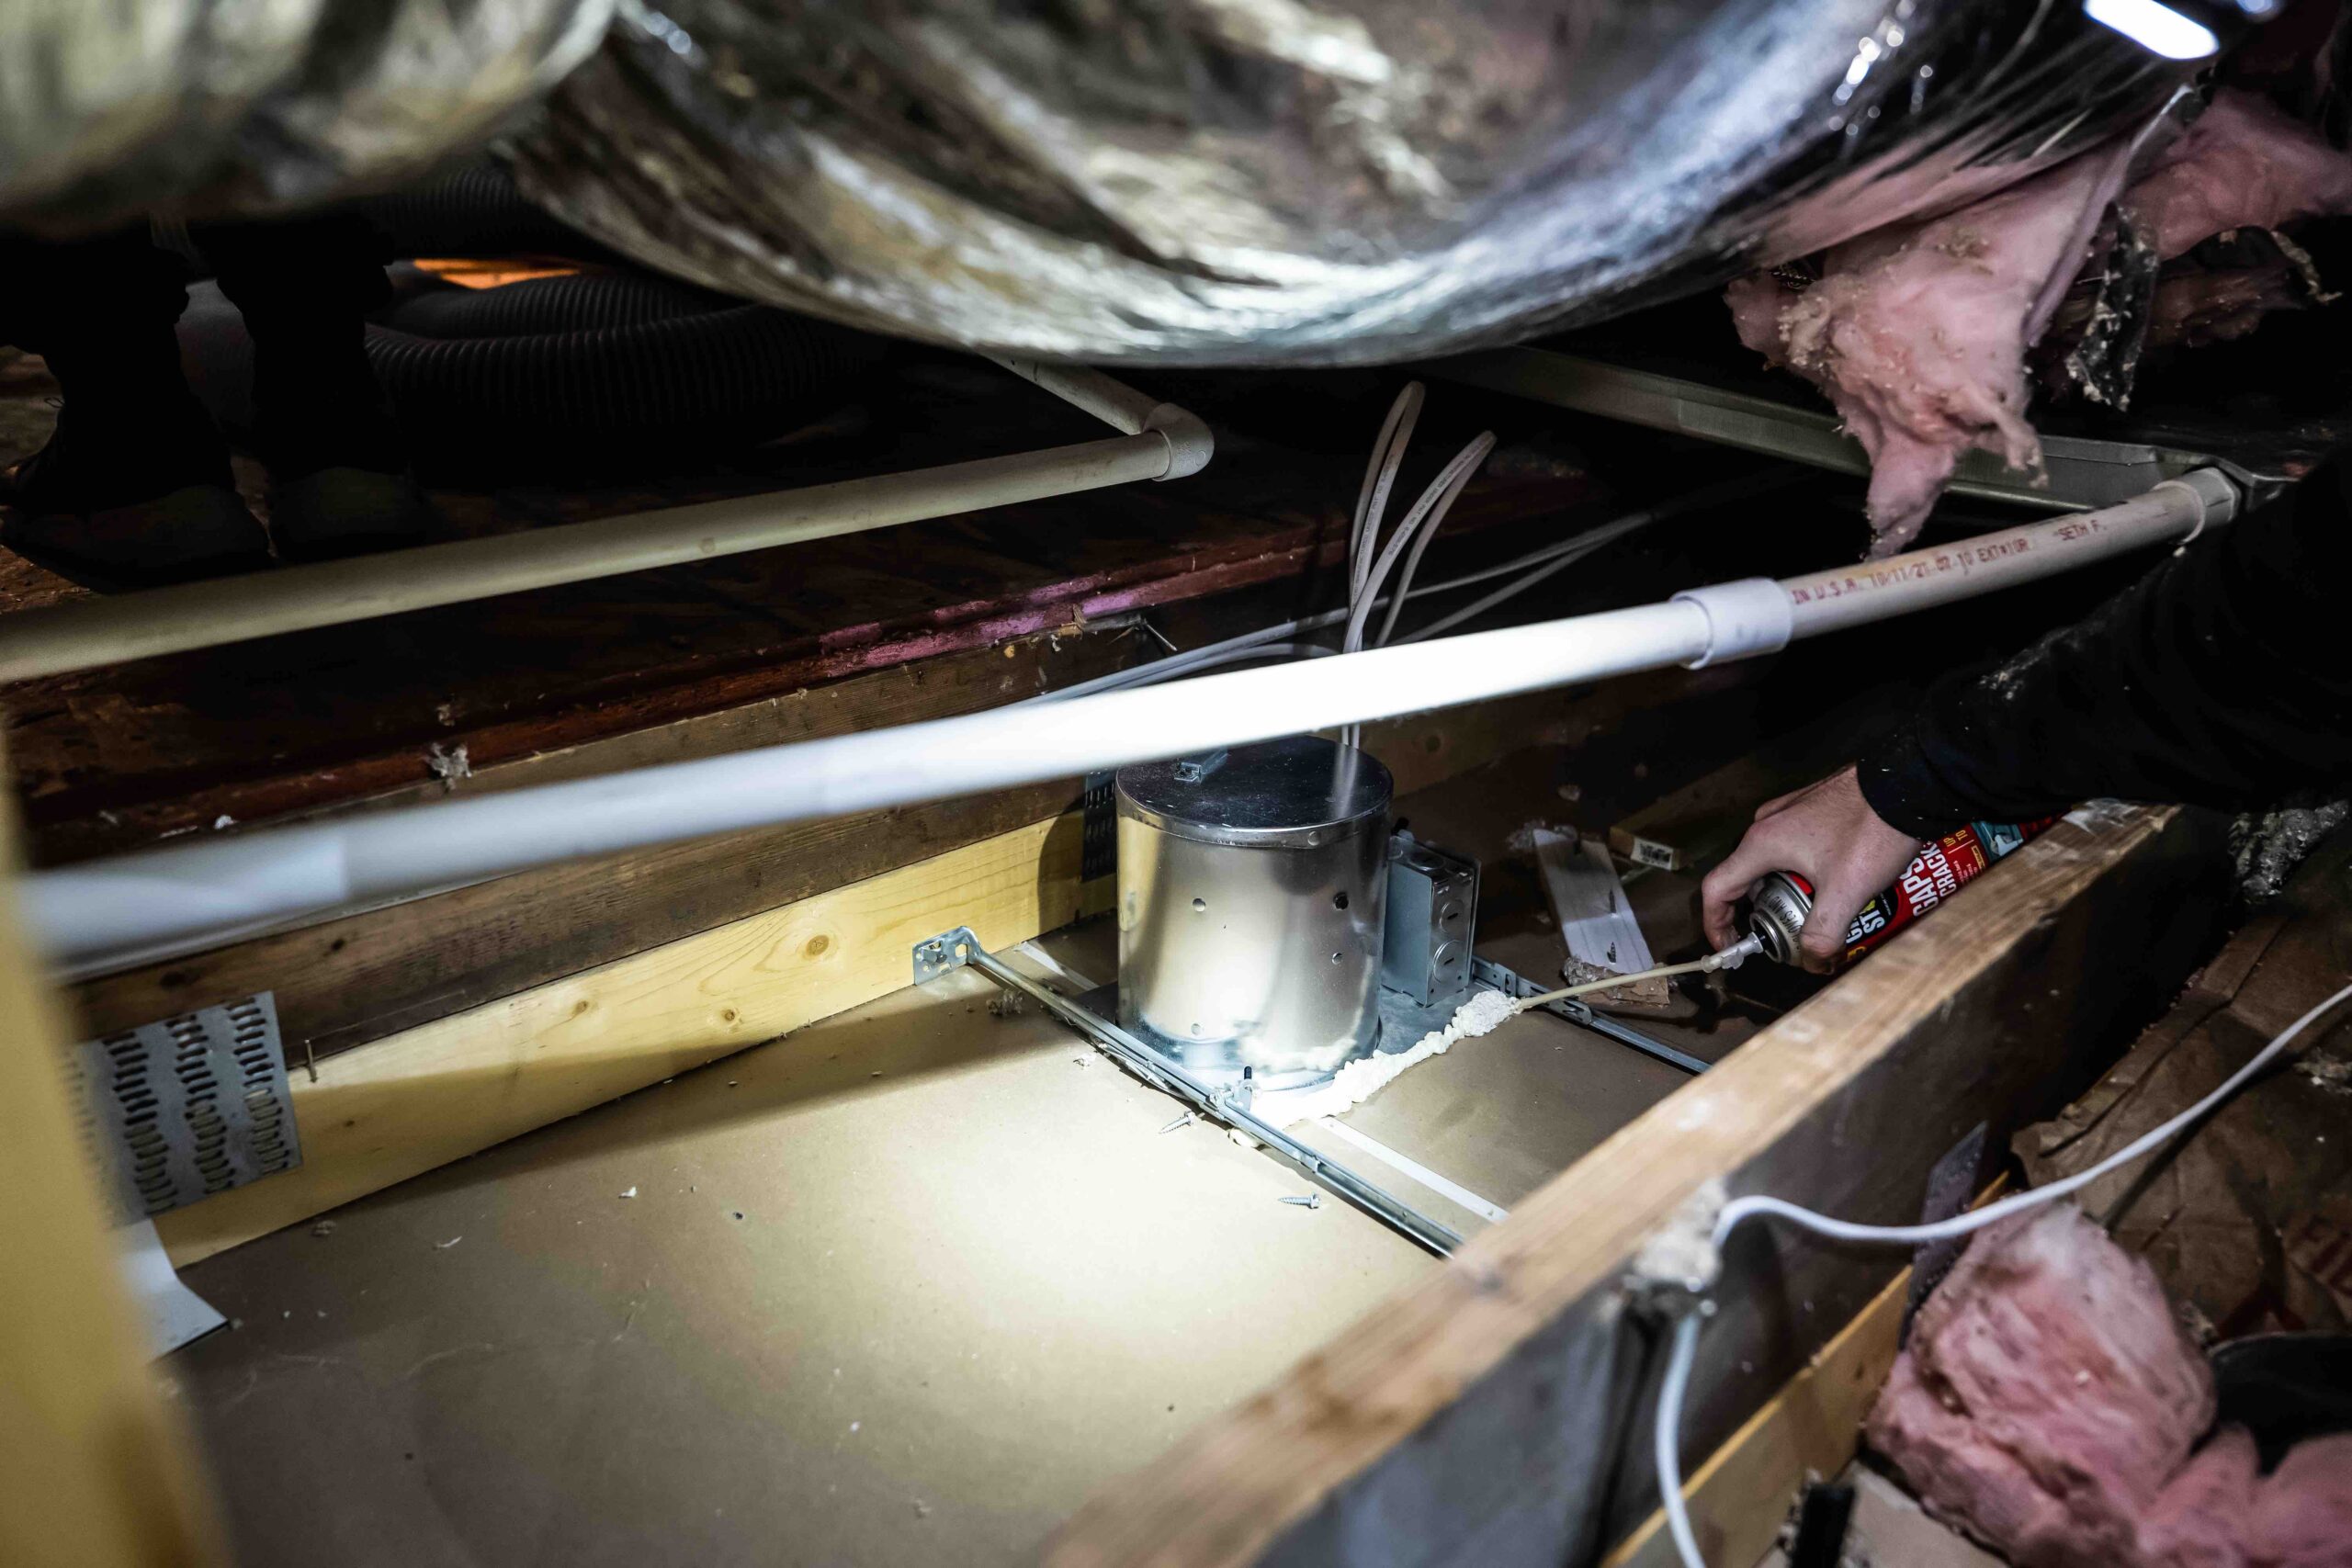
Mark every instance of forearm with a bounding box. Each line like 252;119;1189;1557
1859;467;2352;837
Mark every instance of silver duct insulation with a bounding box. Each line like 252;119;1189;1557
506;0;2196;362
0;0;614;234
4;1;2193;361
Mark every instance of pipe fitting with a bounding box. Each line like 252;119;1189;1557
1670;578;1793;669
2150;466;2240;533
1146;404;1215;479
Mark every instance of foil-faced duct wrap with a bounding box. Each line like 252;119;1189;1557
4;1;2193;362
0;0;614;234
508;0;2193;362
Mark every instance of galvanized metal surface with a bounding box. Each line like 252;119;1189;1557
1471;955;1710;1077
73;993;301;1220
1115;738;1392;1085
914;926;1463;1257
1379;834;1479;1009
1430;347;2312;511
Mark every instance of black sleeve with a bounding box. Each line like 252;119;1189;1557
1856;466;2352;838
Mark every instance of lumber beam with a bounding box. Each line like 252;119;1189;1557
63;662;1621;1067
153;811;1099;1268
0;784;222;1563
1044;803;2227;1568
132;670;1735;1268
65;631;1136;1061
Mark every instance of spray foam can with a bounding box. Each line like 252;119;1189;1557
1746;817;2059;967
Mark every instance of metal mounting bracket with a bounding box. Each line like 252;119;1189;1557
1472;954;1711;1076
910;925;1463;1255
912;927;983;986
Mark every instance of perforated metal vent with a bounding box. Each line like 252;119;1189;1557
74;993;301;1220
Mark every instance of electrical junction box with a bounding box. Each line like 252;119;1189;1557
1379;834;1479;1008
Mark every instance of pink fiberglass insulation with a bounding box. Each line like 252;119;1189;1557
1871;1203;2352;1568
1727;88;2352;552
2247;1434;2352;1568
1866;1202;2215;1566
1725;141;2133;555
2141;1426;2262;1568
2125;89;2352;260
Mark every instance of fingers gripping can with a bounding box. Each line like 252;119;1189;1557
1747;818;2059;966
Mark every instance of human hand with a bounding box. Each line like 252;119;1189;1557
1698;764;1925;973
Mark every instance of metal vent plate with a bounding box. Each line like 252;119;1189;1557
74;993;301;1220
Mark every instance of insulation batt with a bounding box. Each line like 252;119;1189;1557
2126;89;2352;260
1725;139;2135;554
1869;1202;2352;1568
2132;91;2352;353
1729;88;2352;551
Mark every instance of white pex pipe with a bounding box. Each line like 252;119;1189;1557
0;359;1213;685
22;470;2236;968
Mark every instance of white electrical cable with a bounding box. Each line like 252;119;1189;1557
1131;642;1337;680
1394;473;1797;648
1035;523;1609;705
1653;975;2352;1568
1371;432;1498;649
1351;384;1424;599
1047;468;1793;704
1347;432;1497;655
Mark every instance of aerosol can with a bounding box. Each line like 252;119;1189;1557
1746;818;2060;967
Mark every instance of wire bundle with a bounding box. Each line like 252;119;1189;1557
1034;386;1770;706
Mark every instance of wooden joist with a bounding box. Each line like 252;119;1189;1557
1044;803;2226;1568
132;681;1613;1267
153;810;1099;1268
65;634;1131;1062
0;796;222;1564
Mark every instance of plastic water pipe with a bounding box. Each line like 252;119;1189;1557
22;471;2236;968
0;359;1213;685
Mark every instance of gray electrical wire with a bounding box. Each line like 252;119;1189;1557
1034;474;1781;704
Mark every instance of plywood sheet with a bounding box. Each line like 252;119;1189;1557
165;954;1430;1568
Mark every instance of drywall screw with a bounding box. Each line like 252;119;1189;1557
1159;1113;1193;1134
1280;1193;1322;1210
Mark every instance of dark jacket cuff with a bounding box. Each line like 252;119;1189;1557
1856;724;1977;840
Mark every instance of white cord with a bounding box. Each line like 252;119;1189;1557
1031;523;1625;705
1351;384;1424;600
1373;433;1498;649
1654;976;2352;1568
1345;432;1497;656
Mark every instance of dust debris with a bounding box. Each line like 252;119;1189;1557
2301;1052;2352;1097
435;1236;463;1249
2230;799;2348;904
1506;819;1577;854
311;1219;336;1238
986;988;1025;1019
618;1186;639;1200
912;1500;931;1517
425;741;472;790
1628;1177;1728;1294
213;814;235;830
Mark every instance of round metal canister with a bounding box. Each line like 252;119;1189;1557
1115;737;1392;1088
1745;871;1815;966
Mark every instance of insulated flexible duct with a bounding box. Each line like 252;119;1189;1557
339;162;618;266
175;268;888;478
366;285;883;464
